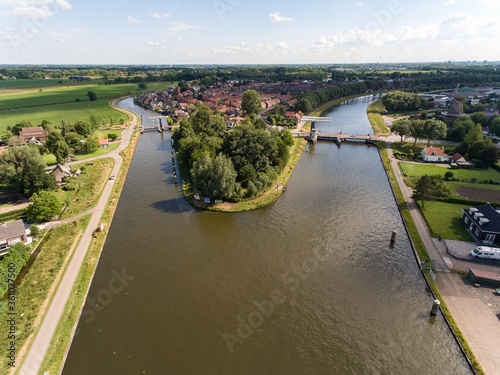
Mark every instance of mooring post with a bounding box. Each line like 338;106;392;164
430;299;440;315
390;230;397;246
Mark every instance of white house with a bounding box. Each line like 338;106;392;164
421;146;449;163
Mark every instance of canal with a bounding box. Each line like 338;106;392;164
62;96;472;374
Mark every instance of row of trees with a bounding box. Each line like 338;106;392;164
173;102;294;200
295;82;371;113
391;118;448;146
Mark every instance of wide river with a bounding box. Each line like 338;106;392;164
63;95;472;374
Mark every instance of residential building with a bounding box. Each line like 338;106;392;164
421;146;449;162
19;127;47;144
0;219;28;256
462;204;500;246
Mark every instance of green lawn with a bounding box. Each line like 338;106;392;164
72;142;119;161
418;201;472;241
400;163;500;183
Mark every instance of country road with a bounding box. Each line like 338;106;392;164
19;99;138;375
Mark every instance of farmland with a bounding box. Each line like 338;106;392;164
0;79;173;135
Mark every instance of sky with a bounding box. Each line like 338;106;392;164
0;0;499;65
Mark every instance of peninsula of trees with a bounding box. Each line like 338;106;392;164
172;97;294;201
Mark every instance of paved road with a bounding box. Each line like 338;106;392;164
19;100;138;375
386;142;500;375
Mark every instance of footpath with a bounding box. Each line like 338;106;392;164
386;143;500;375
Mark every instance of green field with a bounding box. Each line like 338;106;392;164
400;163;500;183
0;80;174;134
418;201;472;241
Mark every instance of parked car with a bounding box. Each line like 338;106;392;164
470;246;500;260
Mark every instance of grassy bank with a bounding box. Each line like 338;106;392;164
378;143;483;374
38;128;140;374
367;99;390;136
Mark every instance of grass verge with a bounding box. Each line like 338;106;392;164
367;100;390;136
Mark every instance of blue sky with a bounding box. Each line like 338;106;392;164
0;0;499;64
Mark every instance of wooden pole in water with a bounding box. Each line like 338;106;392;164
390;230;397;247
430;299;440;315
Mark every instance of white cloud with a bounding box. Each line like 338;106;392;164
444;0;456;5
306;11;500;62
0;0;71;19
127;15;141;23
150;12;170;19
166;22;199;33
270;11;293;22
148;41;160;45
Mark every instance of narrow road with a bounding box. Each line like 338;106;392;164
19;99;138;375
386;141;500;375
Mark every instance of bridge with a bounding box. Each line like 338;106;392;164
311;130;378;144
139;115;175;133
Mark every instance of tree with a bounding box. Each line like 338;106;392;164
191;153;237;199
423;119;447;146
27;190;62;222
470;112;487;126
489;116;500;136
241;90;262;115
138;82;148;90
12;120;32;135
464;123;483;146
81;136;99;154
479;145;499;166
74;120;93;136
87;91;97;101
52;141;70;164
45;132;70;162
0;146;56;196
409;119;425;147
382;91;426;113
391;119;411;143
413;175;433;207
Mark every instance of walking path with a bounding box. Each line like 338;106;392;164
386;142;500;375
19;99;138;375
